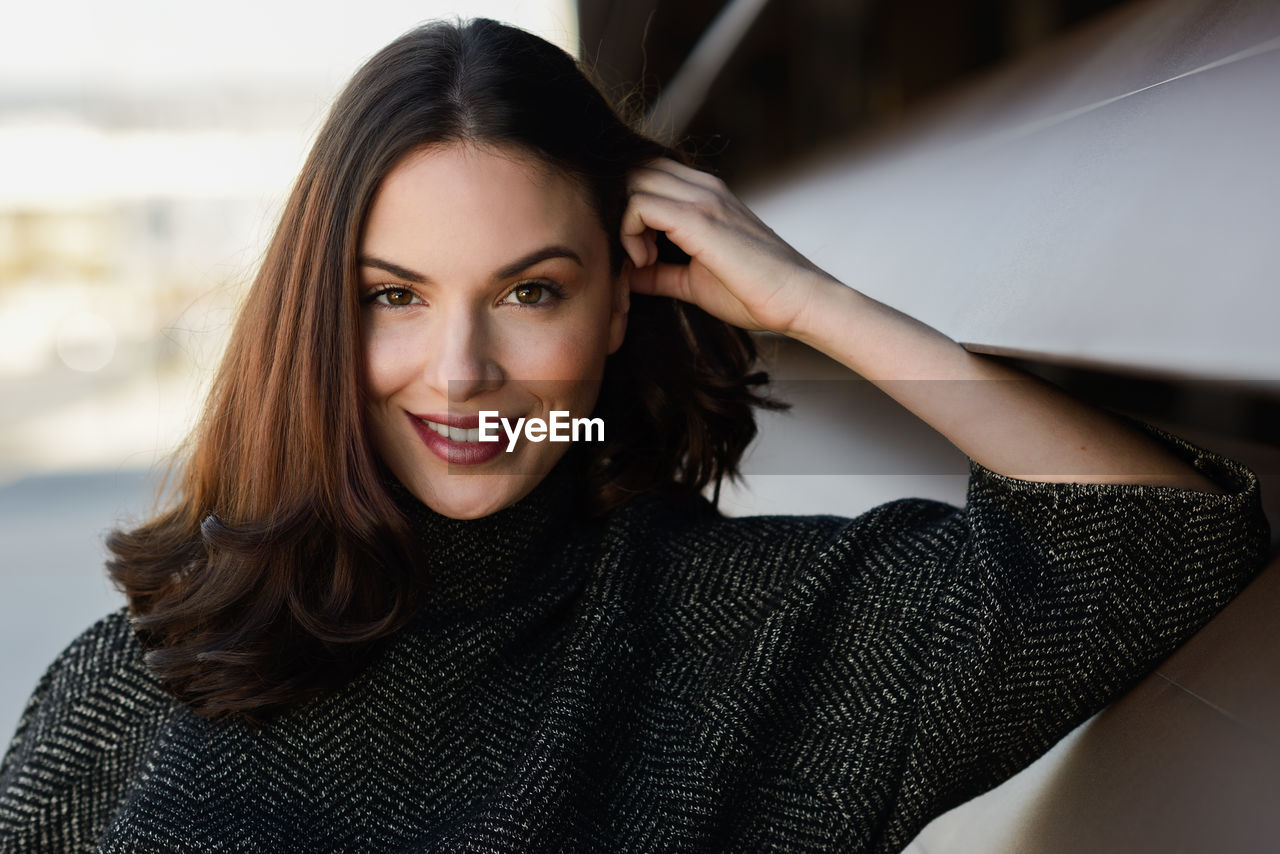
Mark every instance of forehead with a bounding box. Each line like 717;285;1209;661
360;143;607;272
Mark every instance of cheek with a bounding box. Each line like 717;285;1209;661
361;323;419;403
561;287;621;367
492;290;617;381
523;321;612;380
516;319;611;416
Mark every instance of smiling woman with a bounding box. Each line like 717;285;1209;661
80;17;771;726
0;15;1270;854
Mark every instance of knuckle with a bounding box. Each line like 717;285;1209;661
704;173;728;193
693;191;726;222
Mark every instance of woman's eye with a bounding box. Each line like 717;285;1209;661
502;282;560;307
366;287;419;307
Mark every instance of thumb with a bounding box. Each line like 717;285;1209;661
626;260;692;303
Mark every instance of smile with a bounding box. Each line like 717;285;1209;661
419;419;483;443
407;412;506;466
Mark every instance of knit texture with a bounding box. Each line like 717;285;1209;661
0;422;1270;853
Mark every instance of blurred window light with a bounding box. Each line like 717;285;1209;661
56;311;117;374
0;1;579;91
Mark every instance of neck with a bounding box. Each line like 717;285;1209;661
388;448;587;613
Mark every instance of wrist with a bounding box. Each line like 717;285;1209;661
784;274;864;347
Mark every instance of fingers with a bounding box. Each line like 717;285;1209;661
624;257;692;303
622;159;760;266
620;160;735;266
619;190;699;269
619;230;654;270
626;161;725;215
636;157;727;193
619;157;823;335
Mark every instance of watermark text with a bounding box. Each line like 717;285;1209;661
478;410;604;452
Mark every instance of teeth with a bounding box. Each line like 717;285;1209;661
421;419;481;443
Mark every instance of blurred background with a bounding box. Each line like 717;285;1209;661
2;0;1278;849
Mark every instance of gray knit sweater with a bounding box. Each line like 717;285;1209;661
0;422;1270;853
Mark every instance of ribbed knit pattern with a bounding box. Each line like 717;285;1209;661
0;422;1270;853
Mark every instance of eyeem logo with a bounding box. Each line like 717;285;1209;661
478;411;604;453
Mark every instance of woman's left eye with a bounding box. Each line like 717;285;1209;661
501;281;564;307
363;286;421;307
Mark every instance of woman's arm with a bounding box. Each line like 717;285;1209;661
622;158;1221;493
792;284;1223;492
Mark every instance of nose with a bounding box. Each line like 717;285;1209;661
424;308;503;404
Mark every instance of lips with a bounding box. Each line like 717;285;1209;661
407;412;506;466
413;411;482;428
418;418;483;443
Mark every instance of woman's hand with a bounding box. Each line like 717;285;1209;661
620;157;841;337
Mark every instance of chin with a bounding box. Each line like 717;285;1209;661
414;473;540;520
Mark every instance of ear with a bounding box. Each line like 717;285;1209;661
607;262;631;355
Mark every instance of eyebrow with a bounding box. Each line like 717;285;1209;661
358;245;584;283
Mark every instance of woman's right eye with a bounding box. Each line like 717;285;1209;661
364;287;421;307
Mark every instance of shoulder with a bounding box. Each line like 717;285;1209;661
598;489;965;605
618;488;960;553
1;609;174;848
589;491;974;742
3;607;165;773
37;607;150;698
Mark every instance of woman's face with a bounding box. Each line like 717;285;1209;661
359;142;628;519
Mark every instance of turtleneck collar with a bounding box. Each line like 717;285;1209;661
388;446;590;615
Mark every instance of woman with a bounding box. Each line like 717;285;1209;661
0;17;1268;854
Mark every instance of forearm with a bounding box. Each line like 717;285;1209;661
788;275;1222;493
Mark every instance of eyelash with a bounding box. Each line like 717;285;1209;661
500;280;568;307
360;280;568;310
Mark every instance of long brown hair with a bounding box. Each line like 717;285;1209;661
108;17;784;724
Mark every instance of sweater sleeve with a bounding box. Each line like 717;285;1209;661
698;419;1271;852
0;609;172;853
875;419;1271;847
